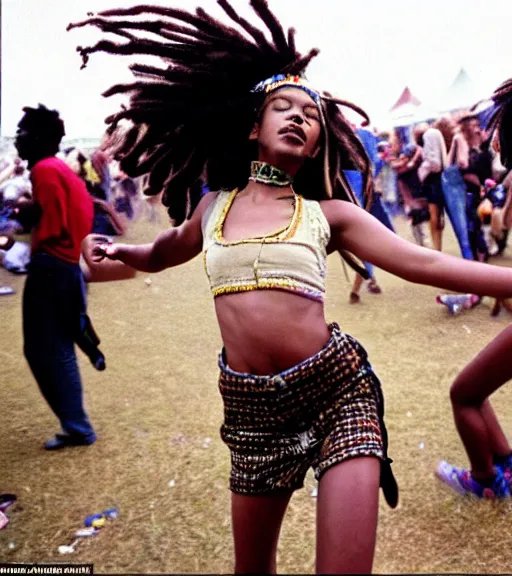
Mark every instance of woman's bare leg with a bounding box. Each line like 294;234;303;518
316;457;380;574
351;273;364;296
231;491;293;574
491;208;504;240
450;325;512;479
480;400;512;458
428;204;444;251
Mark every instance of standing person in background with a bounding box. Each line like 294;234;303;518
440;117;474;261
376;139;400;217
345;126;395;304
391;132;430;246
437;116;487;315
453;114;491;261
418;121;449;251
15;104;100;451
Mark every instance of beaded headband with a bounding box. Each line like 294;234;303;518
252;74;322;106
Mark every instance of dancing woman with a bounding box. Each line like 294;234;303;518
70;3;512;572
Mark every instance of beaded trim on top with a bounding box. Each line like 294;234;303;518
214;189;303;246
248;161;293;187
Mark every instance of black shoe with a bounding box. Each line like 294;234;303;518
92;350;106;371
43;433;95;451
95;356;106;371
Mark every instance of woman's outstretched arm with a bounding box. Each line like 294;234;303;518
322;199;512;299
92;192;216;273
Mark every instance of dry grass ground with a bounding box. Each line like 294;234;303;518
1;210;512;573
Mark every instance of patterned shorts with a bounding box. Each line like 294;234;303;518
218;323;398;508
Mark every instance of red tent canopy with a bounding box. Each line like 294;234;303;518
390;87;421;111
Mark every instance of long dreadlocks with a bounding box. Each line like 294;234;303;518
487;78;512;170
68;1;372;229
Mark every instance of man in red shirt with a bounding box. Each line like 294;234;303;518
15;104;100;450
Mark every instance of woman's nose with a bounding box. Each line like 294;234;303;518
291;114;304;125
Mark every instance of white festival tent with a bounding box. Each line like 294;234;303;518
386;70;491;129
435;68;487;115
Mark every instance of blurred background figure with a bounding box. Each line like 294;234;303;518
417;120;449;251
111;168;140;222
375;137;400;217
453;113;493;262
64;147;126;237
390;129;430;246
344;125;395;304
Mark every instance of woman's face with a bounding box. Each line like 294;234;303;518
251;87;322;170
461;118;482;145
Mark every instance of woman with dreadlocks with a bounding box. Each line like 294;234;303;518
436;78;512;499
69;3;512;572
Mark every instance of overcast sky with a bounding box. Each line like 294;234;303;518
3;0;512;138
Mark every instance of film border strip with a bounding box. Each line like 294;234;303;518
0;565;93;575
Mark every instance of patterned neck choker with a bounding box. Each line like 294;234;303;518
249;161;293;187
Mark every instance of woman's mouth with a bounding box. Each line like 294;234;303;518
278;125;306;144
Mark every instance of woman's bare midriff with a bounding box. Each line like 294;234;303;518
215;290;332;376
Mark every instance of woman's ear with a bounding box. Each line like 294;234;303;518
249;124;260;141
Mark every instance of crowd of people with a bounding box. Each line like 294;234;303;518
358;114;512;262
342;113;512;315
4;0;512;574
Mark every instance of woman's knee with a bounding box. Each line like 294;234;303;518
450;375;482;407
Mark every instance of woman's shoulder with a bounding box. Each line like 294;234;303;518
198;189;231;211
318;198;359;229
302;195;331;217
296;195;329;230
199;189;234;233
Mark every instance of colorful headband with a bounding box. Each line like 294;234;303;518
251;74;322;105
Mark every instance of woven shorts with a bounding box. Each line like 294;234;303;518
218;323;398;508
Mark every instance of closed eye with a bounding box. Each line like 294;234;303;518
304;106;320;121
269;95;320;121
272;97;292;112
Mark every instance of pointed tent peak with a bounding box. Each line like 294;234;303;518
450;68;472;88
437;68;483;113
390;87;422;112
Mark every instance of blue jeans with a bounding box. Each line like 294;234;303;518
355;189;395;278
23;253;96;442
466;192;487;260
441;167;473;260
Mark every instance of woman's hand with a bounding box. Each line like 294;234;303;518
83;192;216;273
90;235;119;262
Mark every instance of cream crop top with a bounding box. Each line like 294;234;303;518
202;189;331;302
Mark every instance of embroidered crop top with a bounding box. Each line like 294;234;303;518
202;189;331;302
